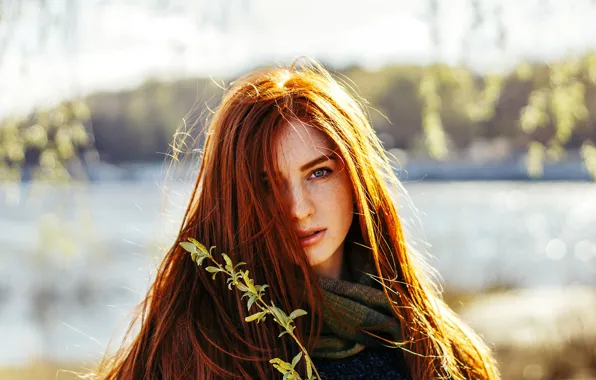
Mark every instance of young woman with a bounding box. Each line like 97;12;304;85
96;59;500;379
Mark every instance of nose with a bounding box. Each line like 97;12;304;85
288;184;314;221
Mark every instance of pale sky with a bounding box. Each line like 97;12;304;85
1;0;596;119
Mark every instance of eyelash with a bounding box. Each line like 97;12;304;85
310;167;333;180
261;168;332;189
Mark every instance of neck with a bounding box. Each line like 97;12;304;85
313;243;345;279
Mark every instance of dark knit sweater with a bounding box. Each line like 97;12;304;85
312;345;409;379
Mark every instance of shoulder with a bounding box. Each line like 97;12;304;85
312;346;409;380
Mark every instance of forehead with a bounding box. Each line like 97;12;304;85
275;121;334;164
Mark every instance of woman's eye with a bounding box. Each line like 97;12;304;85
311;168;332;179
261;178;270;190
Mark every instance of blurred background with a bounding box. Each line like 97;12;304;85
1;1;596;379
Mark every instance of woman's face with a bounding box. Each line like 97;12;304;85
269;121;354;279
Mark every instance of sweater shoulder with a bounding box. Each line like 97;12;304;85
312;346;409;380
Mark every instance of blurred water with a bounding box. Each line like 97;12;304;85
0;180;595;365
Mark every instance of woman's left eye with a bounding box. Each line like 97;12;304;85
310;168;332;179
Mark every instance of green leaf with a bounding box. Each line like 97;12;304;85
236;283;249;292
247;295;256;311
271;306;289;326
179;242;197;253
187;238;208;254
222;253;233;272
289;309;307;321
197;256;207;266
269;359;285;374
306;360;313;379
278;330;288;338
245;310;267;323
205;266;220;273
291;351;303;368
269;358;293;372
258;284;269;296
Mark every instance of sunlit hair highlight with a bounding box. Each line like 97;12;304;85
94;58;500;379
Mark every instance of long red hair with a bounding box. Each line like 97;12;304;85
95;58;499;379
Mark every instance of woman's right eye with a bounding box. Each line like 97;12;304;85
261;178;270;190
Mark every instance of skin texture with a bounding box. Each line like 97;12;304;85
272;120;354;279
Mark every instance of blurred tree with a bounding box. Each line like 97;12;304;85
1;0;596;180
0;0;96;188
87;78;221;162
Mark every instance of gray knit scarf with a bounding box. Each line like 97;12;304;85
311;243;403;359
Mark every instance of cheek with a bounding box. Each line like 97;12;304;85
316;178;354;227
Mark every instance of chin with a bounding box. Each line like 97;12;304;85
307;248;333;266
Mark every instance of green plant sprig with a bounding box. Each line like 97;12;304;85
180;238;321;380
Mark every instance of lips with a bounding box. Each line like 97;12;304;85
297;228;325;238
297;228;326;247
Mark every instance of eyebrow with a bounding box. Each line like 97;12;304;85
300;154;335;171
261;154;335;178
